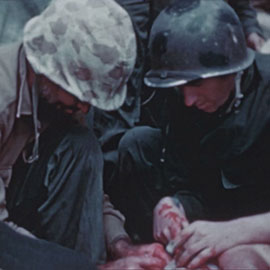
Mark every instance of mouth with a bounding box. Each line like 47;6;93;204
196;102;208;110
196;103;215;112
56;104;79;114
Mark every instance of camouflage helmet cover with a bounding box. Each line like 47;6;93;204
23;0;136;111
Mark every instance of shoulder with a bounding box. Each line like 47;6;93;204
254;53;270;83
0;42;21;114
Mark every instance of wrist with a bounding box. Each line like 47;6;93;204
109;236;132;259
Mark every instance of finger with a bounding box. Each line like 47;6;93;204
140;243;171;264
153;246;171;264
176;245;206;267
127;266;143;270
154;227;169;244
153;216;169;244
153;222;164;243
140;256;164;269
170;222;182;240
159;252;171;265
181;218;189;229
162;226;172;244
187;248;216;269
171;245;185;264
169;227;193;254
178;204;189;228
163;212;185;239
153;223;166;244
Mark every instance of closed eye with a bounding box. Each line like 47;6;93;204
185;79;203;87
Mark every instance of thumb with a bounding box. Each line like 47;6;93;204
140;256;164;269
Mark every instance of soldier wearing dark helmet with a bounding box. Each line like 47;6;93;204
112;0;270;268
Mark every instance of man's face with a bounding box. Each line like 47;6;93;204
38;76;90;115
177;74;236;113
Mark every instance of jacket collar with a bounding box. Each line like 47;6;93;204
17;44;41;163
16;44;32;118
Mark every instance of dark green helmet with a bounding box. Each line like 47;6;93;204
144;0;255;88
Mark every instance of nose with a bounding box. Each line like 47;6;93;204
77;102;91;114
182;87;198;107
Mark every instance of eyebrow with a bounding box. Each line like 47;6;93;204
185;79;203;87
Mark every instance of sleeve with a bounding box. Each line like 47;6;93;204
228;0;264;37
103;194;131;253
0;168;11;221
0;168;36;238
0;111;15;221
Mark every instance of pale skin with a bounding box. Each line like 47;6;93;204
28;63;170;270
179;74;236;113
173;214;270;268
99;255;165;270
153;197;270;269
99;75;246;269
154;196;270;268
102;74;270;269
153;74;270;268
153;197;188;245
99;240;171;269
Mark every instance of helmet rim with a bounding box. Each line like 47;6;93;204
144;47;255;89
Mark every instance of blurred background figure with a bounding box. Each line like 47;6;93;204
251;0;270;53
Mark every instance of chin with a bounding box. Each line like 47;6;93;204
200;106;217;113
205;108;217;113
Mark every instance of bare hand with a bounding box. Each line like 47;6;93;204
112;239;171;267
125;242;171;264
99;255;165;270
246;32;265;51
173;220;244;269
153;197;188;245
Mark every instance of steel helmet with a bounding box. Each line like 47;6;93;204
144;0;255;88
23;0;136;111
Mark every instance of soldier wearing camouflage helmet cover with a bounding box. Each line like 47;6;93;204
0;0;136;268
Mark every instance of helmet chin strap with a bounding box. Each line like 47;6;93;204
225;71;244;114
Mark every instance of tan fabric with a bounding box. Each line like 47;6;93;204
23;0;137;111
260;39;270;53
103;194;130;249
257;10;270;39
0;42;35;221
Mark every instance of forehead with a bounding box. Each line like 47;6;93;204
40;75;78;100
183;75;233;87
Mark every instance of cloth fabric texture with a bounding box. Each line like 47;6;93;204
228;0;265;37
0;221;95;270
93;0;154;192
0;42;40;221
112;53;270;243
23;0;136;111
0;41;105;268
7;124;106;264
0;3;131;266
